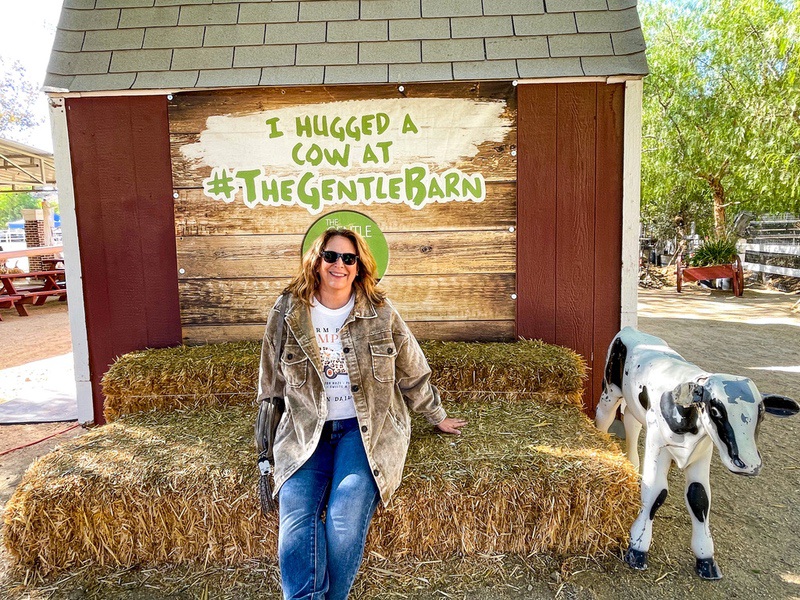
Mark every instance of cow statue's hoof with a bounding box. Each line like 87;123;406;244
623;547;648;571
695;557;723;580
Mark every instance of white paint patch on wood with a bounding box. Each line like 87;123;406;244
180;97;512;178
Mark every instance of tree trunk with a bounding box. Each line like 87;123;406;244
704;175;727;237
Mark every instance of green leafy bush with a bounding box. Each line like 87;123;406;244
688;237;739;267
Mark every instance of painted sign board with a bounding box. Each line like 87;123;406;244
170;83;517;344
181;98;513;214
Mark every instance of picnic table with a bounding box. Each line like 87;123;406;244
41;258;65;271
0;270;67;319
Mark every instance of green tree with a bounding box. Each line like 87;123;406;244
1;59;50;233
0;192;41;229
0;57;42;136
641;0;800;241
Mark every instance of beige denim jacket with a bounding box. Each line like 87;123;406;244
257;291;447;504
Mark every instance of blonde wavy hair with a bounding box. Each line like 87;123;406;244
284;227;386;307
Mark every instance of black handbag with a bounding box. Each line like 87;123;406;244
255;293;288;515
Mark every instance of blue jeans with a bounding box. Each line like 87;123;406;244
278;418;380;600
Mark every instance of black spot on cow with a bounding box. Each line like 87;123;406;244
691;384;708;404
639;386;650;411
624;547;648;570
660;391;699;435
695;557;722;580
722;380;756;404
606;338;627;389
708;398;741;466
687;482;709;523
649;488;668;520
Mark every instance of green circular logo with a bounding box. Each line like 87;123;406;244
302;211;389;278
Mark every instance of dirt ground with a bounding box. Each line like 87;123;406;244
0;301;83;517
0;301;75;371
0;285;799;599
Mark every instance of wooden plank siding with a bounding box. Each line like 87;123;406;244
177;230;515;279
516;84;557;343
168;83;517;134
517;83;625;415
170;84;518;344
65;96;181;424
174;183;517;236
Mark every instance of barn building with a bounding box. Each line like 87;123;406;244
44;0;648;425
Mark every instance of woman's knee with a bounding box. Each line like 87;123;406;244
327;478;378;536
279;478;329;533
334;471;378;505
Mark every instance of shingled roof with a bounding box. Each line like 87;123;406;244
44;0;648;93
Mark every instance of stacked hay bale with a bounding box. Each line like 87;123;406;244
4;341;639;575
100;340;585;421
101;341;262;421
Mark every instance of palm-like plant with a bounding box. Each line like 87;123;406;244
688;237;739;267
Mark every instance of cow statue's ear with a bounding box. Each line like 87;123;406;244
672;382;704;407
762;394;800;418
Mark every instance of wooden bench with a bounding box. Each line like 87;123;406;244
0;294;24;320
0;270;67;316
18;288;67;305
41;258;65;271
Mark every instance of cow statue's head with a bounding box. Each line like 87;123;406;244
674;376;799;476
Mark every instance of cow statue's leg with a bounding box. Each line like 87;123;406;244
622;407;643;472
595;382;622;433
624;425;672;571
683;445;722;580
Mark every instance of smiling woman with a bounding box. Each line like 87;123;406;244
257;226;466;599
316;236;359;308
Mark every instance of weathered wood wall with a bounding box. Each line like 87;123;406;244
517;83;625;414
169;83;517;344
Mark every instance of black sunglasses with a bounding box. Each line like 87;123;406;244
320;250;359;266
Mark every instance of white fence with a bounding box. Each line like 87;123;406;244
0;229;26;244
743;216;800;279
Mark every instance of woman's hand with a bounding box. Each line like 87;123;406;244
435;417;467;435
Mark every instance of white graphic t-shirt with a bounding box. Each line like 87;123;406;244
311;295;356;421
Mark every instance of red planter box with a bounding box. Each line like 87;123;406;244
676;255;744;296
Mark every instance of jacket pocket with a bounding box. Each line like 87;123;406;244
388;405;410;441
281;345;308;387
369;339;396;383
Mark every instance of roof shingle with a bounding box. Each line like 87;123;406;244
44;0;647;93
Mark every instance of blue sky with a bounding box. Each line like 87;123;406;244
0;0;65;152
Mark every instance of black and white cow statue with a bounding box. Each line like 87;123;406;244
595;326;799;580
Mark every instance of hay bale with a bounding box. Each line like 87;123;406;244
102;342;261;422
4;399;638;575
420;340;585;407
4;408;266;574
102;340;585;422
